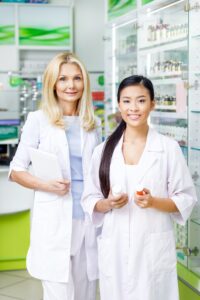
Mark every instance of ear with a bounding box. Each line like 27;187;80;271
151;100;156;111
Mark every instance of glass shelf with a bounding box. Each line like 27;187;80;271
139;38;187;52
191;218;200;226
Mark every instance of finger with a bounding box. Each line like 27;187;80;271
57;179;70;185
139;200;148;207
112;199;128;208
117;194;128;201
111;196;125;203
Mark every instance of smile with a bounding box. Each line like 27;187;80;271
128;114;140;120
65;92;77;95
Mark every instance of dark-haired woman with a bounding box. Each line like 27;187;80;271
82;75;197;300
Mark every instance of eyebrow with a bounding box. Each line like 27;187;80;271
58;73;83;77
121;95;147;99
136;95;146;99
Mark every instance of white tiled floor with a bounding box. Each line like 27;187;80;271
0;270;100;300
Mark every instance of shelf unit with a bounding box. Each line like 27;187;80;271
104;0;200;290
0;2;73;71
0;1;73;127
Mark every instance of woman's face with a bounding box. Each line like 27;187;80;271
55;63;84;106
118;84;155;128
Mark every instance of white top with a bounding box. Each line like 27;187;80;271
124;164;138;202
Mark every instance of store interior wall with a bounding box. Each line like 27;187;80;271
73;0;105;72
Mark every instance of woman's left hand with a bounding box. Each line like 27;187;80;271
134;188;153;208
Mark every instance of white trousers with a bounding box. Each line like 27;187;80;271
42;220;97;300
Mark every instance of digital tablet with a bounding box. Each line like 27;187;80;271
29;148;63;180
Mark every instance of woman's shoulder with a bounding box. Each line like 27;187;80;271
26;109;49;124
153;128;181;151
93;140;106;156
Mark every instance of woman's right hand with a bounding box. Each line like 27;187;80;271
94;191;128;213
10;170;70;196
107;191;128;210
44;179;70;196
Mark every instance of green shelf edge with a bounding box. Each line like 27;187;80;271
0;259;26;271
177;263;200;293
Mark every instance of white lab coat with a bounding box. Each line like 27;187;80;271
82;127;197;300
9;110;101;283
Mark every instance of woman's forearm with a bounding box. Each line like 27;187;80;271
94;198;112;213
10;170;47;191
151;197;178;213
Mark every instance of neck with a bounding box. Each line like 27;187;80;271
124;125;149;144
59;101;78;116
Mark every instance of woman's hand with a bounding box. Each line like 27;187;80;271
43;179;70;196
94;191;128;213
134;188;153;209
107;191;128;210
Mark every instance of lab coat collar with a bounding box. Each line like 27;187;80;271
114;126;163;156
145;127;164;152
113;127;163;184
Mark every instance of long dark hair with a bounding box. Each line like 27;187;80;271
99;75;154;198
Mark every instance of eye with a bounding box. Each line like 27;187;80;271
138;98;146;103
74;76;82;81
59;77;66;81
122;99;130;103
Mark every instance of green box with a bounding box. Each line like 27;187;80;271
0;210;30;271
142;0;154;4
0;126;18;141
107;0;136;20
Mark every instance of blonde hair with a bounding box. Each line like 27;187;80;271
41;52;96;131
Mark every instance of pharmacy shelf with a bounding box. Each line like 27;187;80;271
18;46;71;51
116;51;137;60
191;147;200;152
155;105;176;111
191;218;200;226
139;39;187;54
0;166;9;173
0;138;18;145
151;110;187;119
139;36;187;50
149;72;182;79
153;78;183;85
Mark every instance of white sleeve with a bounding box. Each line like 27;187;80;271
168;141;197;225
81;144;105;227
8;112;40;179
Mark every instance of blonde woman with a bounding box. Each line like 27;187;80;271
9;52;101;300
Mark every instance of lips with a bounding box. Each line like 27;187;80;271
65;92;77;95
128;114;140;120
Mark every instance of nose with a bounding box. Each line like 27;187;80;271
129;101;138;111
67;79;74;89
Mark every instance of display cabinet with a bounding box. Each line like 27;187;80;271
137;0;193;273
0;4;15;45
104;25;114;136
104;0;200;295
0;3;73;73
187;0;200;277
104;11;138;136
0;2;73;123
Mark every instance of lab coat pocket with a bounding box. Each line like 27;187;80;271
97;235;112;277
35;190;58;203
101;211;113;238
146;231;177;274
